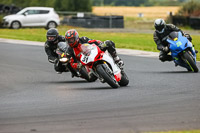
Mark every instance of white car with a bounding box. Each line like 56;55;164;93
2;7;60;29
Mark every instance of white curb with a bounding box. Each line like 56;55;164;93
0;38;159;58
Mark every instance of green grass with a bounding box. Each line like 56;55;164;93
0;27;199;61
146;130;200;133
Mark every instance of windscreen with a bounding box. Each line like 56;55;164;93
169;31;179;40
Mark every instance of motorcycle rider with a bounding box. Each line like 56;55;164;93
64;29;124;69
44;28;68;74
153;18;194;62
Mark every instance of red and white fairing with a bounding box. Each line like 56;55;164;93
80;43;121;82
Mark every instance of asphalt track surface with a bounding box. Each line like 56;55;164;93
0;41;200;133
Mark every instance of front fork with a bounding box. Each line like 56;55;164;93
91;63;116;83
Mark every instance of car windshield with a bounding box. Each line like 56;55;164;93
16;8;27;15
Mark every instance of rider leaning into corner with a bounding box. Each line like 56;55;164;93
64;29;124;70
44;28;74;74
153;18;198;63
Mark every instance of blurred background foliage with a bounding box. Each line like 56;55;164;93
1;0;200;16
0;0;92;12
177;0;200;16
0;0;198;12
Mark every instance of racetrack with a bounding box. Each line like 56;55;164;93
0;41;200;133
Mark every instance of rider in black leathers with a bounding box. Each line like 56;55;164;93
153;18;193;62
44;28;71;73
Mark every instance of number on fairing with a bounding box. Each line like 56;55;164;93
82;56;89;63
176;41;182;47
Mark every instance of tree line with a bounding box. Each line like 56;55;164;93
0;0;92;12
0;0;192;12
0;0;200;16
93;0;189;6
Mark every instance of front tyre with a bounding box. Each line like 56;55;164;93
183;50;198;72
96;64;119;88
11;21;21;29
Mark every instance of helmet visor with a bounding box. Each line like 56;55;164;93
47;36;56;41
156;25;165;32
67;37;75;44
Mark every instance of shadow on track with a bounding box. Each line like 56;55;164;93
140;70;197;74
74;86;117;90
39;80;89;84
156;71;192;74
74;85;130;90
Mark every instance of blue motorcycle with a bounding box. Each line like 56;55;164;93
166;31;198;72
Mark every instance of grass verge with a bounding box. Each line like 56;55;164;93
0;27;199;60
146;130;200;133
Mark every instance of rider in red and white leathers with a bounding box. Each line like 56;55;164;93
65;29;124;70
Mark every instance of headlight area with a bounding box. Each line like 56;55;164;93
2;19;10;27
59;58;69;63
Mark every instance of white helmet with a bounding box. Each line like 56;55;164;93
154;19;166;33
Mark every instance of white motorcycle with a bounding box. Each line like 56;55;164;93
79;43;129;88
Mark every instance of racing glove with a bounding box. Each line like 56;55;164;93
81;36;90;43
184;34;192;42
71;62;83;70
77;62;83;69
162;46;170;53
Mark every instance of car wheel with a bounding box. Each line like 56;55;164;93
46;21;57;29
11;21;21;29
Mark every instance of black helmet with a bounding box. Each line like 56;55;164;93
46;28;59;43
154;19;166;34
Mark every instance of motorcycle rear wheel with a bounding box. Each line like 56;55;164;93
96;64;119;88
182;50;198;72
118;70;129;86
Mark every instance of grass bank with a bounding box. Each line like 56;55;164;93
146;130;200;133
0;27;199;60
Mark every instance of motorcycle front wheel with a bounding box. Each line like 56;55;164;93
96;64;119;88
182;50;198;72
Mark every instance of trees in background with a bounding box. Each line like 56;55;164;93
1;0;199;14
177;0;200;16
93;0;189;6
1;0;191;9
0;0;92;12
54;0;92;11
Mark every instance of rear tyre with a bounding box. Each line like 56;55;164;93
11;21;21;29
118;70;129;86
183;50;198;72
96;64;119;88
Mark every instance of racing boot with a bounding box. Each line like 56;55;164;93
175;62;178;67
56;71;62;74
192;45;198;54
111;51;124;68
